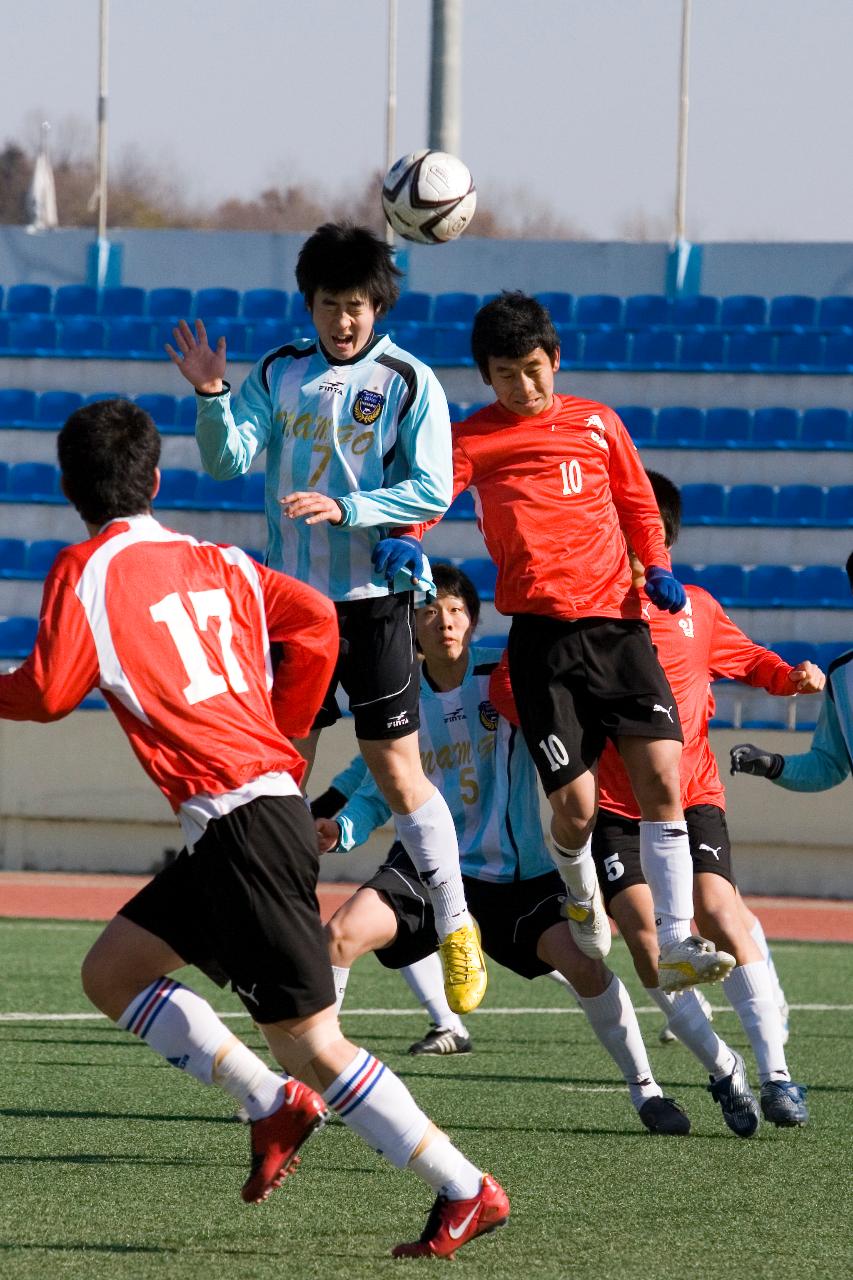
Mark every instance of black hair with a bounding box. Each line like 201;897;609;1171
846;550;853;593
430;562;481;628
295;222;402;314
57;399;160;527
645;470;682;549
470;290;560;381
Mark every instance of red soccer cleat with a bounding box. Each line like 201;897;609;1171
240;1078;327;1204
392;1173;510;1259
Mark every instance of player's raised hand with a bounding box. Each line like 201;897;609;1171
314;817;342;853
280;492;344;526
787;661;826;693
165;318;226;394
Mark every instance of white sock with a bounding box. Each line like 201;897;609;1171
118;977;284;1115
400;955;465;1034
723;962;790;1083
408;1135;482;1200
332;965;350;1014
549;835;598;901
576;974;659;1107
639;820;694;947
394;790;470;940
545;969;578;999
323;1046;431;1168
750;916;788;1010
647;986;735;1079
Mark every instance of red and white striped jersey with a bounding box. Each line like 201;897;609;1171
0;514;337;811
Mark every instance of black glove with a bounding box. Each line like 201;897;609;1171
310;785;348;820
729;743;785;779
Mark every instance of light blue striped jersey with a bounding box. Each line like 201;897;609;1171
337;645;552;883
195;333;452;600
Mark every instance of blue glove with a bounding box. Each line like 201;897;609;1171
644;565;686;614
371;535;425;585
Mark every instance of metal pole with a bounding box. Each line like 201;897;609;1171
94;0;110;286
429;0;461;156
673;0;692;244
384;0;398;245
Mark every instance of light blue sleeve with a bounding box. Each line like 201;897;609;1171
195;363;274;479
335;773;393;852
774;696;851;791
336;367;452;528
327;755;370;802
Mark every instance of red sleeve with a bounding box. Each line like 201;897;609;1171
488;651;520;726
606;412;671;571
393;434;475;540
0;572;100;721
706;596;794;692
257;565;339;740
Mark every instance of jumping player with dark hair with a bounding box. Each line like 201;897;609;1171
167;222;487;1017
0;399;509;1261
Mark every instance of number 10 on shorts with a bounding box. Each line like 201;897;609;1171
539;734;569;772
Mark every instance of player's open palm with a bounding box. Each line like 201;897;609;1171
165;318;226;393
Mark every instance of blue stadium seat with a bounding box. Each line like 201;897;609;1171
752;407;801;445
574;294;623;327
155;469;198;505
719;295;768;327
768;640;819;667
458;557;497;598
204;318;247;356
746;565;798;606
388;322;435;362
241;288;290;321
794;565;851;607
655;406;703;445
817;296;853;329
774;332;823;371
54;284;98;316
0;461;9;492
447;491;475;519
553;327;580;362
178;395;199;428
615;405;655;442
431;324;471;364
244;472;266;508
0;315;8;349
624;294;671;327
194;287;240;318
100;286;146;317
25;539;68;575
629;329;678;368
0;388;38;425
247;319;299;356
36;391;84;425
815;640;852;668
82;391;122;406
8;315;57;353
106;317;153;355
287;294;310;324
446;402;464;422
725;331;774;369
678;330;726;368
726;484;775;523
669;294;721;327
580;330;628;367
704;408;752;445
0;539;26;575
768;295;817;329
135;394;179;428
58;317;106;354
800;407;850;445
392;292;433;322
147;287;192;318
691;563;747;602
680;483;725;520
775;485;826;524
534;292;574;323
433;292;479;324
242;546;265;564
8;462;59;498
0;616;38;656
822;332;853;371
194;473;248;508
6;283;52;314
825;485;853;523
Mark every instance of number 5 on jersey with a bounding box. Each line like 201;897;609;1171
150;588;249;705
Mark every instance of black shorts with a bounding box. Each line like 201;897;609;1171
313;592;420;741
365;845;565;980
507;614;683;795
591;803;736;912
119;795;335;1023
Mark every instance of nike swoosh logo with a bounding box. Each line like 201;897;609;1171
448;1205;480;1240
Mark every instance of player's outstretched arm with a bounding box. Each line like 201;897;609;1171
730;743;785;779
165;318;226;393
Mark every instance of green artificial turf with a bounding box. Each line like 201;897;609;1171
0;920;851;1279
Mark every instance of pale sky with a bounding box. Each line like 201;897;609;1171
4;0;853;241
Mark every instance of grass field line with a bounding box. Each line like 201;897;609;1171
1;1002;851;1023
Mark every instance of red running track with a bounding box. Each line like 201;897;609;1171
0;872;851;941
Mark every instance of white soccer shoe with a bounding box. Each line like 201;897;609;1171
658;935;736;993
561;881;612;959
659;987;714;1044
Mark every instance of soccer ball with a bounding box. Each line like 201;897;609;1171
381;149;477;245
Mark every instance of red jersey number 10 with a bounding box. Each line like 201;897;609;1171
560;460;583;495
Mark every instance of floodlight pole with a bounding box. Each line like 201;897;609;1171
428;0;461;155
384;0;398;246
95;0;110;286
673;0;692;246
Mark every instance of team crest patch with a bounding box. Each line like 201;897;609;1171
479;699;499;731
353;389;385;425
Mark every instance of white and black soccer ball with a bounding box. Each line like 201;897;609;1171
381;149;477;245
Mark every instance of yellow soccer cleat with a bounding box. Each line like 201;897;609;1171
439;920;487;1014
658;935;736;993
